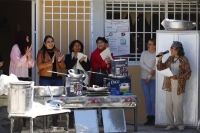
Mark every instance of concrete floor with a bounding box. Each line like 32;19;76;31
20;121;200;133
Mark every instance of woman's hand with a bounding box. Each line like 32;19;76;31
79;56;86;62
0;62;3;67
158;52;163;62
105;57;111;68
105;57;111;64
150;70;155;76
170;75;178;80
58;53;64;62
25;44;32;59
145;78;150;84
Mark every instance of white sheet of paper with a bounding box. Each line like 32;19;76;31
76;52;87;71
100;47;113;60
157;68;173;77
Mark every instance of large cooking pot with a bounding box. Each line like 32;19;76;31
8;81;33;114
161;19;196;30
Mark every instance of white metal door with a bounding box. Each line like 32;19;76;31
31;0;40;85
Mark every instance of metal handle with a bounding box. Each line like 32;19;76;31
47;86;53;100
47;70;68;76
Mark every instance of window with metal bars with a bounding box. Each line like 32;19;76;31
43;0;92;56
105;0;200;65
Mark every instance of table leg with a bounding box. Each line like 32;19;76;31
43;116;46;129
47;116;50;128
134;106;138;132
10;118;14;133
66;113;69;131
30;118;33;133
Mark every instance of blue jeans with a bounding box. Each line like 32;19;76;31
141;79;155;116
39;78;63;86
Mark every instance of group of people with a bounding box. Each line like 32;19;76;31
7;30;113;129
2;30;192;130
140;39;191;131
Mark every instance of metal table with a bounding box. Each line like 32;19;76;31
35;95;139;132
8;106;70;133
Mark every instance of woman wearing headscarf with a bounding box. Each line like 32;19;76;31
157;41;191;131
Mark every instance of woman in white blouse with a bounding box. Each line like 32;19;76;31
140;39;156;126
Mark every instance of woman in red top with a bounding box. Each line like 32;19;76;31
90;37;114;86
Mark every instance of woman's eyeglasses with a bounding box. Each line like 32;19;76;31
146;43;154;46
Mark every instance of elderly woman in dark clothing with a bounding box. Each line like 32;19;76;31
157;41;191;131
64;40;91;128
64;40;91;75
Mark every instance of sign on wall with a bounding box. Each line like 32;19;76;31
105;20;130;56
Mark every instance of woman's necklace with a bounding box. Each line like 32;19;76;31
172;57;179;64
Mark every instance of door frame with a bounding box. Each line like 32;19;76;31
31;0;40;85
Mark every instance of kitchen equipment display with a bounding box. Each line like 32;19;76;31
48;69;85;97
104;77;131;95
111;59;128;76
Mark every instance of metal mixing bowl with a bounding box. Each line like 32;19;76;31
161;19;196;30
34;86;64;97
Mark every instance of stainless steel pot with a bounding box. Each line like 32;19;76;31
8;81;33;114
161;19;196;30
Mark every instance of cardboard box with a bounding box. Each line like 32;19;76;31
104;77;132;95
66;77;83;97
111;59;128;76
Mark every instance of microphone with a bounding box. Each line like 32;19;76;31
156;50;169;57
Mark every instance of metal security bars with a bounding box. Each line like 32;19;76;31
43;0;92;56
105;0;200;65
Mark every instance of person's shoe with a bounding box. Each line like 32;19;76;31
22;127;26;130
177;125;184;131
165;125;174;130
149;116;155;126
144;116;151;125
